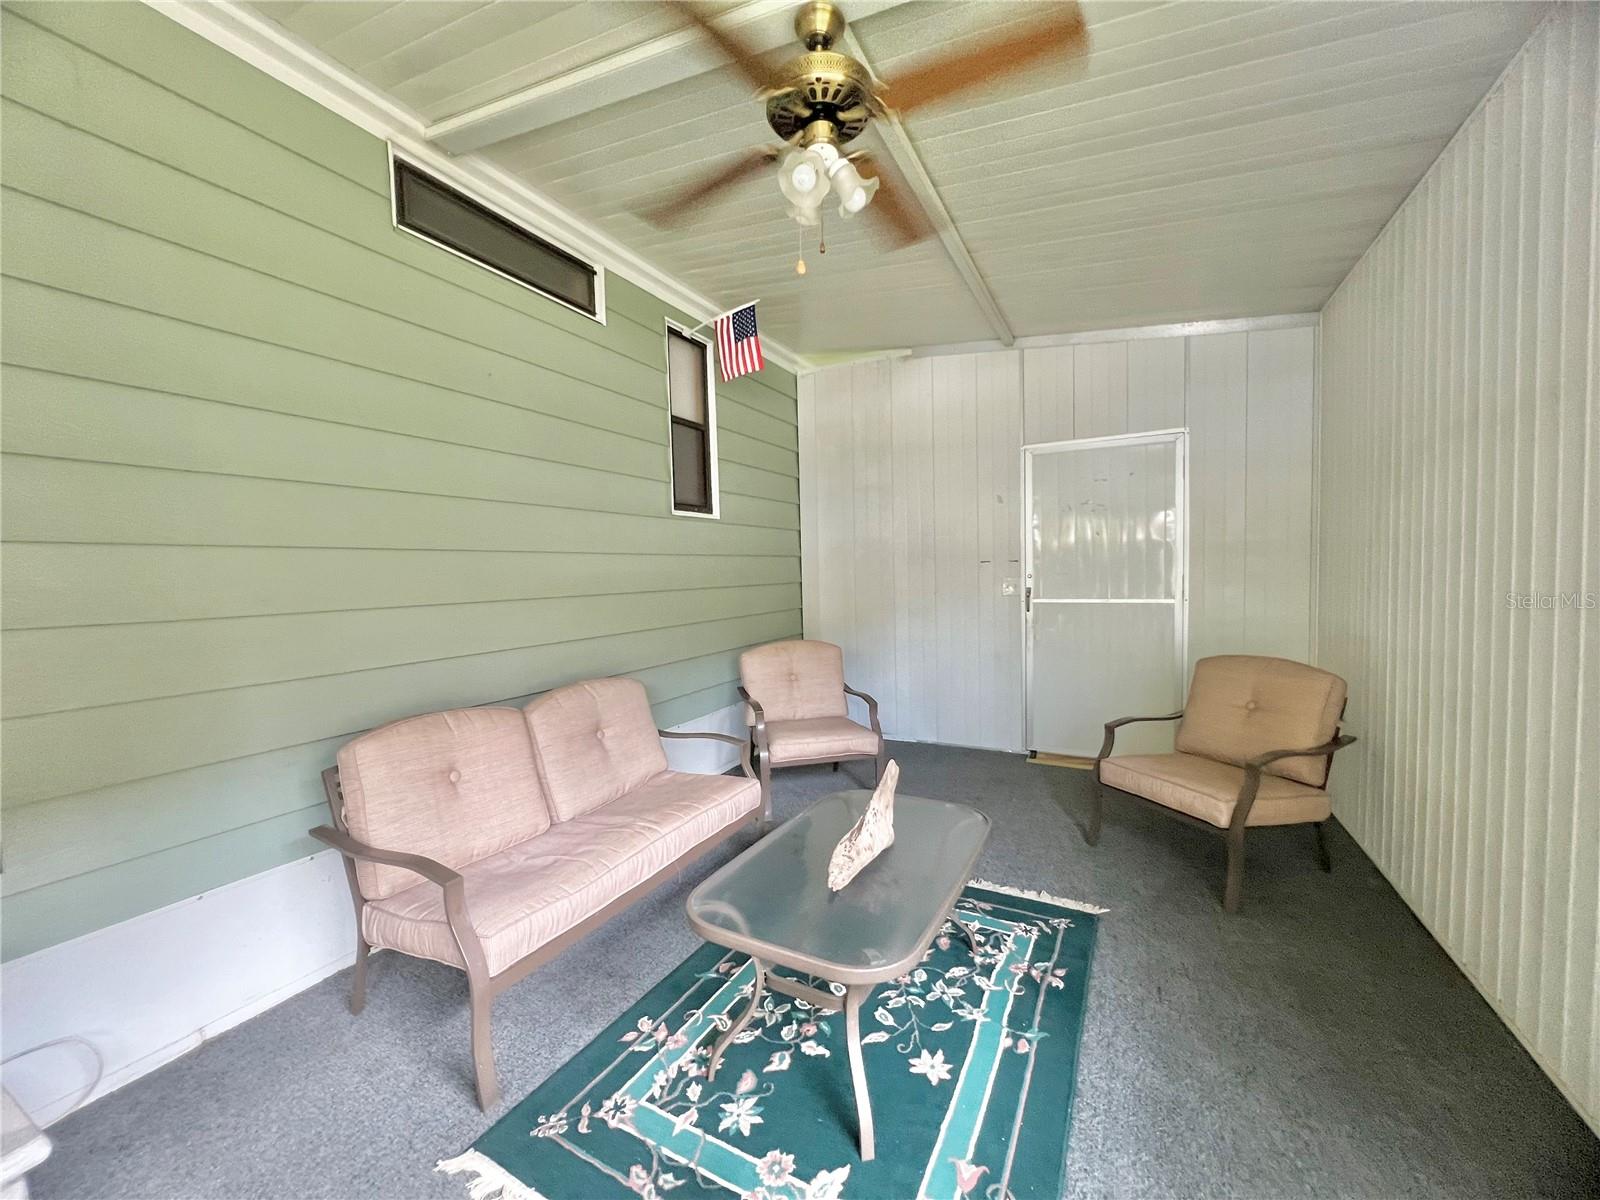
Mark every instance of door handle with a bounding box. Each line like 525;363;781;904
1024;585;1032;614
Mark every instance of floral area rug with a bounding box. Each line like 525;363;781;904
439;881;1102;1200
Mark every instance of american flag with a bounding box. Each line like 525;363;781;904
715;303;764;382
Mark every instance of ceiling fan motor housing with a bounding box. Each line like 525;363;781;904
766;3;874;145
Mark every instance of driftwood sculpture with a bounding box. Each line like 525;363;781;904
827;759;899;890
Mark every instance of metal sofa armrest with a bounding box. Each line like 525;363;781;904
737;686;768;751
308;825;490;980
1096;711;1186;763
311;825;463;888
658;729;756;779
843;683;882;736
1232;735;1358;830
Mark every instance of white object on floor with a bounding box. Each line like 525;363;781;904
827;759;899;890
0;1089;50;1200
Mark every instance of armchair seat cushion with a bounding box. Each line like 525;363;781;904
764;717;880;765
362;770;759;975
1100;753;1330;829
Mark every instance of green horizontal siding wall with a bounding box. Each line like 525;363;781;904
0;1;801;960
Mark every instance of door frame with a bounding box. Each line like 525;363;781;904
1021;428;1190;755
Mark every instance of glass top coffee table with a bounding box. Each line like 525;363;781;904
685;789;990;1161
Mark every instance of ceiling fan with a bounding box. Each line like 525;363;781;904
648;1;1089;254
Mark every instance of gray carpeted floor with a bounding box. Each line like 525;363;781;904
27;743;1600;1199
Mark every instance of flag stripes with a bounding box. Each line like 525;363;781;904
715;303;764;382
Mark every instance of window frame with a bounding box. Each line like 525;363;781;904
388;148;606;325
664;319;720;519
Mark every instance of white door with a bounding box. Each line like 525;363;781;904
1024;430;1187;757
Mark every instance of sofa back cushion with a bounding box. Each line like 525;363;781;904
336;707;551;900
739;640;848;723
1176;656;1347;786
523;677;668;822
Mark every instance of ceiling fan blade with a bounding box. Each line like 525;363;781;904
856;157;935;248
876;2;1088;115
646;148;778;228
675;1;789;94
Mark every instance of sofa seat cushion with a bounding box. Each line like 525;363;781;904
1100;753;1330;829
362;771;759;975
765;717;880;765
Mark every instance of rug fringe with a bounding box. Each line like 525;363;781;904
969;877;1110;914
437;1149;549;1200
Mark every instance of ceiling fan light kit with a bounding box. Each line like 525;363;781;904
649;1;1088;259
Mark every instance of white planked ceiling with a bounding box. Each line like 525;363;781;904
248;0;1550;355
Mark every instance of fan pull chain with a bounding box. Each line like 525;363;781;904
796;224;806;276
818;205;827;255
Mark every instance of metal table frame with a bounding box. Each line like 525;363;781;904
685;794;990;1161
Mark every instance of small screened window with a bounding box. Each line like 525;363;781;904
392;158;599;317
667;326;716;516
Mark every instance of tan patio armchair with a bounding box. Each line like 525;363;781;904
738;640;886;814
1090;655;1356;913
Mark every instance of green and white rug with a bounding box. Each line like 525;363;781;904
440;881;1102;1200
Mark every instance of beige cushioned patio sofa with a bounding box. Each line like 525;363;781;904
311;677;763;1109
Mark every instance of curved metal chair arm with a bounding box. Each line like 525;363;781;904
1231;734;1358;831
1245;734;1357;770
308;824;490;981
737;686;768;749
843;683;882;736
1096;710;1186;762
658;728;756;779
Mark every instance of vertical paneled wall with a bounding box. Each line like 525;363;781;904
0;1;800;960
799;325;1316;751
1316;5;1598;1131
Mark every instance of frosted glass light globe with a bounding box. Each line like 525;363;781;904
791;162;819;192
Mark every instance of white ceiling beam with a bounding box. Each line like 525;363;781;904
841;30;1016;347
425;0;914;156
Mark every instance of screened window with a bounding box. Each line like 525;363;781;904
392;158;599;317
667;326;716;516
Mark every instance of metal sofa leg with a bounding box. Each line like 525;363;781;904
832;761;840;772
1223;828;1246;913
1314;820;1333;872
469;975;501;1111
350;937;371;1015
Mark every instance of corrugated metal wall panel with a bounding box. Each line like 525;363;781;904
1315;3;1598;1133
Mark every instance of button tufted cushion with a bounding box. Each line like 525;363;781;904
739;640;849;723
336;707;552;900
1175;656;1348;786
522;677;669;821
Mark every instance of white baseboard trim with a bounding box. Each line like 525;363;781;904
0;851;356;1128
0;703;747;1128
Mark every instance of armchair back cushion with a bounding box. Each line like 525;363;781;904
523;677;668;821
336;707;552;900
1175;656;1347;786
739;640;848;723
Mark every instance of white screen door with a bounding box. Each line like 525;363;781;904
1024;430;1187;757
